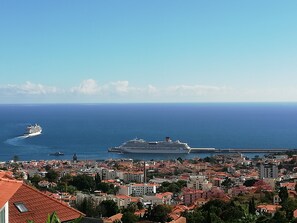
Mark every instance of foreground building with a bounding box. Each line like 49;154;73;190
0;172;84;223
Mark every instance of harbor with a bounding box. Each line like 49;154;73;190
190;147;294;153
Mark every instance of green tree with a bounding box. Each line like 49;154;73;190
157;180;187;194
220;205;245;222
148;205;172;223
272;210;287;223
121;211;139;223
221;177;235;190
168;183;180;193
280;197;297;220
27;211;81;223
77;198;96;217
176;180;187;188
126;202;138;213
244;179;258;187
291;218;297;223
46;212;61;223
60;173;73;184
95;173;101;188
70;174;95;192
279;186;289;203
29;174;43;187
239;213;258;223
256;215;271;223
98;200;119;217
136;201;143;210
46;169;59;182
249;197;256;214
182;210;206;223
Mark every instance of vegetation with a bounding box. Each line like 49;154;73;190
121;211;139;223
45;169;59;182
157;180;187;193
98;200;120;217
221;177;235;191
70;174;95;192
27;211;82;223
182;197;297;223
76;198;120;218
143;205;172;223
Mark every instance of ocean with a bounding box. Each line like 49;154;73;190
1;103;297;162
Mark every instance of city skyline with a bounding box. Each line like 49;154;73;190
1;1;297;103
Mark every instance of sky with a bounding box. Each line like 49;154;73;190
0;1;297;103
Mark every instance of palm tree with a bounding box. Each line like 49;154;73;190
27;211;82;223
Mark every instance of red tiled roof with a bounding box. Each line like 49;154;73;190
0;171;14;179
257;204;281;213
103;213;123;223
0;178;22;207
9;183;84;223
116;194;131;199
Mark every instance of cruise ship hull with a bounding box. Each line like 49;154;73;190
23;131;42;138
109;147;191;154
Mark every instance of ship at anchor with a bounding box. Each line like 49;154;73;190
108;137;191;154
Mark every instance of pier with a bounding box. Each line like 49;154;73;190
190;148;294;153
190;148;216;153
216;148;293;153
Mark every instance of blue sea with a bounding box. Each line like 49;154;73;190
1;103;297;162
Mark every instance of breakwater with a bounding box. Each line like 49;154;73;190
190;148;294;153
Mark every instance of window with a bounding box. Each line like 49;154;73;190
14;202;28;213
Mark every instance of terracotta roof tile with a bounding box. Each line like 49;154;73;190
9;183;84;223
0;171;14;179
0;178;22;207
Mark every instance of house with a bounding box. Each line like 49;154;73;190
256;204;281;216
118;183;158;196
280;182;296;191
183;187;227;205
0;171;84;223
0;177;23;223
102;213;123;223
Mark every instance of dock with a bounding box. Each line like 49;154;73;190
190;148;216;153
190;148;294;153
216;148;292;153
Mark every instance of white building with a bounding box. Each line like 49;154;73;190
187;175;212;191
123;172;144;183
100;168;116;180
118;183;158;196
260;163;278;179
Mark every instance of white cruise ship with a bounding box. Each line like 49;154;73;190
23;124;42;137
108;137;191;154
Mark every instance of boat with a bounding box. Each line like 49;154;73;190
23;124;42;137
108;137;192;154
49;152;64;156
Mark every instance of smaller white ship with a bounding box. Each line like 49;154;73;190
23;124;42;138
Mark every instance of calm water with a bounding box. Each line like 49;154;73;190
1;103;297;161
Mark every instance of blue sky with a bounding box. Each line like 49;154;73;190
0;1;297;103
